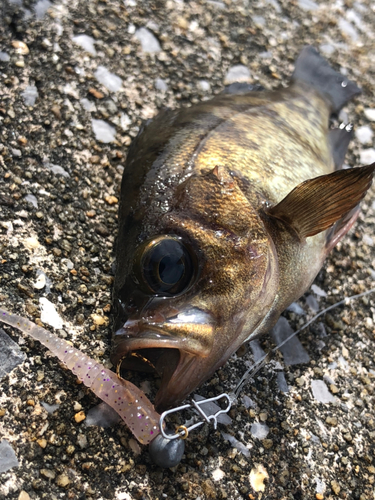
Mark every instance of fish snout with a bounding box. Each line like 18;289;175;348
112;308;217;407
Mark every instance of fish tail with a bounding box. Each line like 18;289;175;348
292;46;361;114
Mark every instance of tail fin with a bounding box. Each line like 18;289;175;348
292;46;361;113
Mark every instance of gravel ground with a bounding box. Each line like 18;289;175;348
1;0;375;499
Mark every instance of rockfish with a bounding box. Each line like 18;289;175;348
113;46;375;411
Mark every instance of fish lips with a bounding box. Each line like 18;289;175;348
112;308;218;411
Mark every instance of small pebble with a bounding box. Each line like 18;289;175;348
155;78;168;91
74;411;86;423
12;41;29;55
224;65;251;85
0;51;10;61
311;380;335;404
21;86;39;106
56;474;70;487
94;66;122;92
40;468;56;480
359;148;375;165
18;492;30;500
37;438;47;448
364;108;375;121
249;464;269;492
72;34;96;56
89;88;104;99
331;480;340;495
91;314;107;326
92;119;116;143
135;27;161;53
355;125;373;145
104;195;118;205
325;416;338;426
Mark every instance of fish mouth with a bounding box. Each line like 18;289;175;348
112;308;217;411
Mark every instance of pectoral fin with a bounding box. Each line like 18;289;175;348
267;164;375;238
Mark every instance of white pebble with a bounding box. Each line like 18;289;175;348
34;273;46;290
363;234;373;246
120;113;132;131
242;395;257;409
297;0;319;11
72;34;97;56
34;0;51;19
135;27;161;53
315;477;326;494
250;422;269;439
155;78;168;91
359;148;375;164
21;86;39;106
0;440;19;473
364;108;375;122
41;402;60;414
24;194;38;208
355;125;373;145
94;66;122;92
319;44;335;56
198;80;211;92
252;15;266;27
338;18;359;41
311;284;327;297
85;402;121;428
221;432;250;457
80;98;96;112
286;302;305;315
311;380;335;403
0;52;10;62
91;119;116;143
212;468;225;481
44;161;70;177
39;298;64;330
224;65;251;85
306;294;319;312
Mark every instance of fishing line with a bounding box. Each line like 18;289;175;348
234;287;375;397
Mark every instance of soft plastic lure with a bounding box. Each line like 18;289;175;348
0;307;160;445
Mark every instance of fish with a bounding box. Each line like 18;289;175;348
112;46;375;412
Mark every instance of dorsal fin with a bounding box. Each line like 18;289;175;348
266;164;375;238
292;46;361;113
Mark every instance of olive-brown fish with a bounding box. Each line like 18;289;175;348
113;46;375;411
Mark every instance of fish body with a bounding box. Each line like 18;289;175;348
113;47;374;410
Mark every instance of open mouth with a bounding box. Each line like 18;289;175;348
111;308;215;411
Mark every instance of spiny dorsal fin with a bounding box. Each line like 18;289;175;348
267;164;375;238
292;46;361;113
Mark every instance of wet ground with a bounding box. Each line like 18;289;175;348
0;0;375;499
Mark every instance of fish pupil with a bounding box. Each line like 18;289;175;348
158;255;184;285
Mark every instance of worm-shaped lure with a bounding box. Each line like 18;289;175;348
0;308;160;445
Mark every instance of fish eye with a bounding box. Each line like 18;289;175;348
135;236;196;296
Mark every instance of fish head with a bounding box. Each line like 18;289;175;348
113;166;279;410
